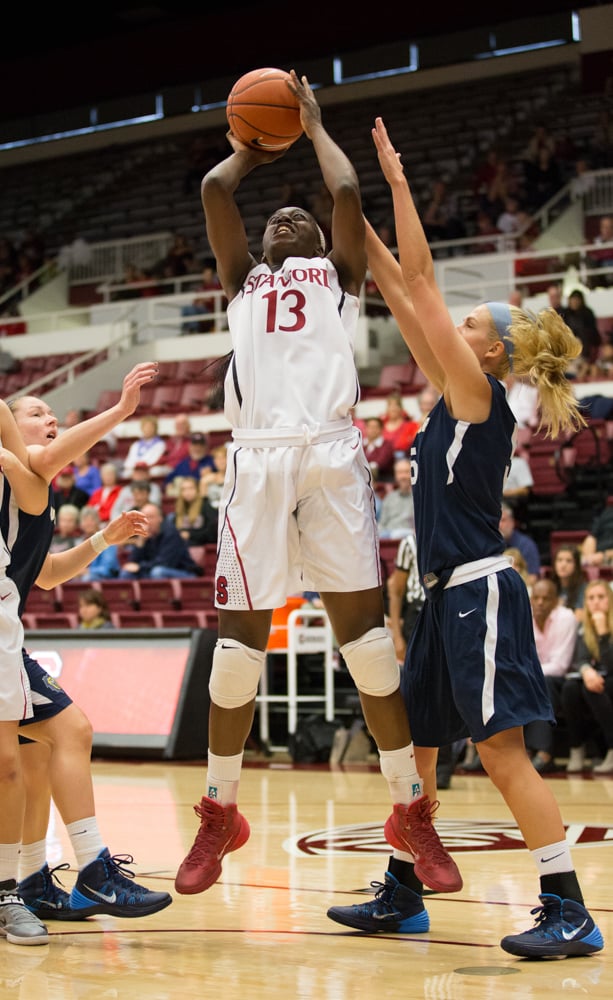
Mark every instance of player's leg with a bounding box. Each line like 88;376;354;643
175;607;271;895
19;695;171;921
479;726;603;958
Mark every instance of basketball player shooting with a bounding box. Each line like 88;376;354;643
175;69;462;901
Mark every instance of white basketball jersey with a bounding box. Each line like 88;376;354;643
224;256;361;430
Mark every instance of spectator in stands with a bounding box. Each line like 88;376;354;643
199;443;228;509
74;507;121;581
469;210;501;254
561;579;613;774
561;288;602;378
581;499;613;569
77;588;114;630
546;282;565;315
111;479;152;519
57;232;91;270
569;156;595;202
180;264;223;333
496;195;523;241
154;232;196;279
52;466;90;514
522;122;557;168
378;457;415;540
381;392;419;456
499;502;540;586
169;476;218;546
73;451;101;496
586;215;613;289
49;503;82;553
86;461;122;525
503;448;534;511
119;501;200;580
113;463;161;513
524;146;562;213
361;416;395;482
420;178;465;249
551;545;587;623
524;577;578;773
415;384;440;429
159;413;192;472
164;431;215;494
121;415;167;479
505;373;539;431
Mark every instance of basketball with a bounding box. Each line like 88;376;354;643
226;68;303;151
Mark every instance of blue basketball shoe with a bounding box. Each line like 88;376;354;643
69;849;172;918
501;894;604;958
18;863;86;921
327;872;430;933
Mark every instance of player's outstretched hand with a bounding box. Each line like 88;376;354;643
116;362;159;417
371;117;405;185
102;509;148;545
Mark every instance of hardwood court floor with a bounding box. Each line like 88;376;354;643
4;759;612;1000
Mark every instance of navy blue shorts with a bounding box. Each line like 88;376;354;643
401;567;554;746
19;650;73;745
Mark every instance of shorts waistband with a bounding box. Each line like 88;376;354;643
444;554;512;589
232;418;355;447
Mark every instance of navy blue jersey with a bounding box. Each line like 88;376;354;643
411;375;514;596
0;485;55;616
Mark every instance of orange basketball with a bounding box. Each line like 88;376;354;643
226;67;303;151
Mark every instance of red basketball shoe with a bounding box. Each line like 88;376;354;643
384;795;463;893
175;796;250;895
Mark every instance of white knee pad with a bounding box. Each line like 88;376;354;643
339;627;400;697
209;638;266;709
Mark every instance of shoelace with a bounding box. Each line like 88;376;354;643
370;880;394;903
105;854;138;884
47;862;71;900
187;801;227;862
403;797;452;863
525;898;559;932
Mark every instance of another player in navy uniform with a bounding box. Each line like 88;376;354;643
2;370;173;921
327;118;603;960
175;72;461;900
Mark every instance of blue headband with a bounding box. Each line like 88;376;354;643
485;301;514;370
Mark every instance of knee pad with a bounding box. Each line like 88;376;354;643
209;638;266;709
339;627;400;697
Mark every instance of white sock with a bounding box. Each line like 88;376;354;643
379;745;423;804
66;817;105;869
532;840;573;877
0;842;20;886
18;839;47;880
206;751;244;806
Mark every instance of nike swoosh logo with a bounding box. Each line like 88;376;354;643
540;852;565;863
0;593;11;601
562;919;588;940
458;609;477;618
216;836;233;860
83;885;117;903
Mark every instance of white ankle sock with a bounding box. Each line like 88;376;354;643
207;751;244;806
66;817;105;869
18;839;47;880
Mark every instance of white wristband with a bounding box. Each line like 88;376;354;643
90;530;109;554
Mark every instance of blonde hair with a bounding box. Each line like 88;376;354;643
490;306;586;438
581;579;613;661
504;546;529;586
